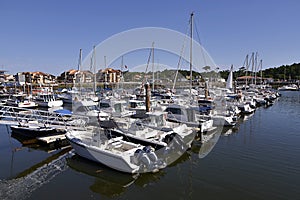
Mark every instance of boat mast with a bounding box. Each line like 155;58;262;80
119;56;124;90
254;52;258;86
78;49;82;71
189;12;194;100
78;49;82;92
259;59;263;85
152;43;155;92
93;45;97;94
250;52;255;86
244;54;249;89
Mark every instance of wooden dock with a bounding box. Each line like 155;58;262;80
37;134;66;144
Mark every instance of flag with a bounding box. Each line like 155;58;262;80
122;65;129;74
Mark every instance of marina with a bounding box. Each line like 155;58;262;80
0;90;299;199
1;1;300;199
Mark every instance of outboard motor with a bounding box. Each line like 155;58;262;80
134;148;151;167
143;146;158;162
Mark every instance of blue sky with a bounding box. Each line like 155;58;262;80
1;0;299;75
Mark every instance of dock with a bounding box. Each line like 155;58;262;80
37;134;66;144
0;105;89;130
0;105;90;146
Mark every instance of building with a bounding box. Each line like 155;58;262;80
15;71;56;85
57;69;79;84
97;68;121;83
0;70;7;83
73;70;94;83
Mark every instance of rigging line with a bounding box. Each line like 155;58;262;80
144;43;154;76
242;54;249;69
172;15;191;92
140;42;154;95
194;17;208;69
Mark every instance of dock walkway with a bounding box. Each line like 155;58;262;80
0;105;89;131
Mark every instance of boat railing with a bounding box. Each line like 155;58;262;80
0;105;89;130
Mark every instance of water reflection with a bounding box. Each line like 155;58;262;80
221;126;240;136
66;150;193;197
191;131;221;159
67;155;138;198
0;147;72;200
11;132;70;153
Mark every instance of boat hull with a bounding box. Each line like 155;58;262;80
36;100;63;108
66;133;140;173
10;125;57;139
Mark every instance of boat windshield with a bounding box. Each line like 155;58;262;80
87;105;99;111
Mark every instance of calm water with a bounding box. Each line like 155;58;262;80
0;91;300;200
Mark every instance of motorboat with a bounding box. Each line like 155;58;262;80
66;128;166;174
5;94;38;108
278;84;299;91
165;104;215;133
33;93;63;108
10;120;57;139
110;111;196;150
72;98;109;124
57;89;73;104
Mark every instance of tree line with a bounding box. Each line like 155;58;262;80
219;63;300;81
122;63;300;82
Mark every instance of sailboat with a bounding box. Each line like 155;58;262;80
226;65;234;92
164;13;216;136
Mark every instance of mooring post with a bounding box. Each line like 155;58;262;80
145;82;150;112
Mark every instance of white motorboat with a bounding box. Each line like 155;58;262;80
5;94;38;108
72;98;109;124
66;129;166;174
237;102;255;114
165;104;215;133
278;84;299;91
34;94;63;108
128;99;146;113
111;111;196;150
57;89;73;104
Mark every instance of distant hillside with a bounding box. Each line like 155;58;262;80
123;69;202;82
122;63;300;82
219;63;300;81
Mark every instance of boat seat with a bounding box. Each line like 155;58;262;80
107;136;123;145
111;141;122;148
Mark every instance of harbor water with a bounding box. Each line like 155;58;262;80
0;91;300;200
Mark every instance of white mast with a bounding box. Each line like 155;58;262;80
77;48;82;91
152;42;155;92
118;56;124;91
244;54;249;89
254;52;258;86
259;59;263;85
250;52;255;85
93;45;97;93
189;12;194;101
